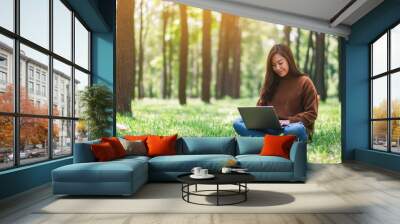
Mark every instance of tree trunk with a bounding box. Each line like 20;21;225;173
216;14;241;99
231;16;241;98
315;32;326;101
295;28;301;67
178;4;188;105
283;26;291;48
189;47;195;97
201;10;212;103
222;15;233;97
138;0;145;99
167;9;175;99
215;15;225;99
304;31;313;74
309;36;316;81
217;14;231;99
338;37;343;102
161;4;169;99
116;0;135;113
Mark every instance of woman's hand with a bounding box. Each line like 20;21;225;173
279;120;290;126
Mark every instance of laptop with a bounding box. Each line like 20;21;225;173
237;106;282;130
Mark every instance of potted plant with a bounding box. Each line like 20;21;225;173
79;84;113;140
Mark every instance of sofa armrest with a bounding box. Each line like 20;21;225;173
73;140;100;163
289;141;307;181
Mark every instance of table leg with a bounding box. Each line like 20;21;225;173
195;184;197;192
245;183;247;201
217;184;219;206
187;184;190;202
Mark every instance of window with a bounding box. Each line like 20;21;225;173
0;34;14;113
370;23;400;154
0;55;7;67
74;69;89;118
0;0;91;170
28;81;34;94
0;54;8;88
20;0;49;49
0;116;13;170
53;59;72;117
42;85;46;97
35;70;41;81
0;71;6;85
53;0;72;60
29;67;34;80
53;119;72;158
20;117;49;165
0;0;14;31
75;17;89;70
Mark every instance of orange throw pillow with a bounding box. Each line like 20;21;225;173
259;135;296;159
101;137;127;158
91;142;117;162
146;134;178;157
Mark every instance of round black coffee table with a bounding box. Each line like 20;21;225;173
177;173;255;206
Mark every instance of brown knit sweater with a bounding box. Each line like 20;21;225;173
257;75;319;135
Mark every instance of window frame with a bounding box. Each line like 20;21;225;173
370;20;400;154
0;0;92;171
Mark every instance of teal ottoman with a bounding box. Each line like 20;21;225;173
52;156;148;196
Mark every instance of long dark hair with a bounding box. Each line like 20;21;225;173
258;44;303;105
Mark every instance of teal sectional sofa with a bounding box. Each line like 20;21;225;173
52;136;307;196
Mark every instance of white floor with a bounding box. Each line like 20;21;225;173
1;162;400;224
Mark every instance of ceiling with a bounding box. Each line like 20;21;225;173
167;0;384;38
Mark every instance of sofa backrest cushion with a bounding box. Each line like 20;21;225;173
178;137;236;155
73;139;100;163
236;137;264;155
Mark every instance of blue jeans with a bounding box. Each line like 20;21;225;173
232;117;308;142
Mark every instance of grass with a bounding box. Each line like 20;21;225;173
117;97;341;163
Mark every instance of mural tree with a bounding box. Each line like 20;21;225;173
115;1;339;105
116;0;136;113
201;9;212;103
178;4;188;105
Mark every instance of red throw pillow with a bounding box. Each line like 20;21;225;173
101;137;127;158
91;142;118;162
259;135;296;159
146;134;178;157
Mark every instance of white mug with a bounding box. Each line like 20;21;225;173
191;167;202;176
200;169;208;176
221;167;232;174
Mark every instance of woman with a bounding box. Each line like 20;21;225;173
233;44;318;142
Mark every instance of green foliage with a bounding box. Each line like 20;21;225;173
117;97;341;163
79;84;113;140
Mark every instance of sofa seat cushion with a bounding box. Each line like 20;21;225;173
149;154;235;172
236;155;293;172
117;155;150;162
53;159;147;183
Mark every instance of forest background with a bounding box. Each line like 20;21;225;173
116;0;342;163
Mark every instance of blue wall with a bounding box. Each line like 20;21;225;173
0;0;115;200
344;0;400;171
0;158;72;199
91;31;115;136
